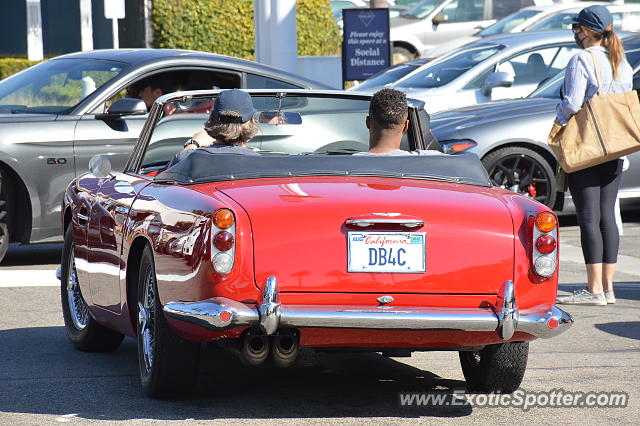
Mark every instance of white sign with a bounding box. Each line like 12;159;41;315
347;232;426;273
104;0;125;19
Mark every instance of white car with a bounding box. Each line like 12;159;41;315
353;30;582;113
424;2;640;61
390;0;553;63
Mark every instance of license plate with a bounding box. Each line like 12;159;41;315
347;232;426;273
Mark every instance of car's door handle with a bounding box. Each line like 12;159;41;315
345;213;424;228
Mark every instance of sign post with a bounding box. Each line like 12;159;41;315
342;8;390;87
104;0;125;49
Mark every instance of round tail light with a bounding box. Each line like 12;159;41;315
214;209;234;229
535;234;557;254
534;255;556;277
535;211;557;232
213;252;233;274
214;231;234;251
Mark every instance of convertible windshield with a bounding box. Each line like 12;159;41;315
402;0;447;19
395;44;503;89
0;58;127;114
478;9;540;37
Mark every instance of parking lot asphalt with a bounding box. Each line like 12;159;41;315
0;212;638;425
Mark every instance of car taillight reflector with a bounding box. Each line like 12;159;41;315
547;317;559;329
535;211;557;232
535;234;557;254
214;209;234;229
219;310;232;323
214;231;234;251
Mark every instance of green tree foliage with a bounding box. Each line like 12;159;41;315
152;0;340;59
0;58;40;81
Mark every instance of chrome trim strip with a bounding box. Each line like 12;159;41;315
346;218;424;228
77;213;89;222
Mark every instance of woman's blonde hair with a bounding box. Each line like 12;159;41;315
205;111;259;145
579;24;625;78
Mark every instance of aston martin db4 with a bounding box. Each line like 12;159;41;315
60;90;573;397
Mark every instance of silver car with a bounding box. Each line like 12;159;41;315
0;49;330;262
422;2;640;61
355;30;584;113
390;0;553;63
430;35;640;211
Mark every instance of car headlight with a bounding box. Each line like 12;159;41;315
439;139;477;154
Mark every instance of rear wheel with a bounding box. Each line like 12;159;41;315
459;341;529;393
137;245;200;398
482;146;556;208
60;225;124;351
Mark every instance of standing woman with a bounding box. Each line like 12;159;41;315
556;5;632;306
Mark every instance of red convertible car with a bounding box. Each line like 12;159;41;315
60;90;573;398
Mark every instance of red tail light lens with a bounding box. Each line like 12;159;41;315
535;234;557;254
214;231;234;251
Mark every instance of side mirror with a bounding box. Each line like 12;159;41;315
88;155;113;178
96;97;147;120
481;71;514;97
432;13;447;25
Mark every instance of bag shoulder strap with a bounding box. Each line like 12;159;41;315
587;49;604;94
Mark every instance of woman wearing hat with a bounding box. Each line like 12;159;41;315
556;5;632;306
168;88;260;167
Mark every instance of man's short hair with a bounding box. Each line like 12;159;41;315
369;88;408;129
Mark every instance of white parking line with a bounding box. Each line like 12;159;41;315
0;270;58;287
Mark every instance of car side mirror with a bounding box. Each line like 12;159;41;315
96;97;147;120
432;13;447;25
88;155;113;178
481;71;514;97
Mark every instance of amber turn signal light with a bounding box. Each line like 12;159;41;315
535;211;557;233
214;209;234;229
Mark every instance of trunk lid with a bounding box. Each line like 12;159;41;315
216;177;514;295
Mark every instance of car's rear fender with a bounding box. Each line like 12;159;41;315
123;183;261;310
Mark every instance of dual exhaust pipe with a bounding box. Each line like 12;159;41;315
239;329;299;367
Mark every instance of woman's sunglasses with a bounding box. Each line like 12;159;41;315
572;24;582;34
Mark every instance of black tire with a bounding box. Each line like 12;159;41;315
60;225;124;352
392;46;416;65
482;146;557;208
0;169;10;263
136;244;200;398
459;341;529;393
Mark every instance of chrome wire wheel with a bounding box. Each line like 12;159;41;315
66;247;89;330
138;265;156;373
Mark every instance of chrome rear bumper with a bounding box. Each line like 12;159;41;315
163;276;573;340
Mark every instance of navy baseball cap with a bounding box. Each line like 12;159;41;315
207;89;256;125
572;5;613;33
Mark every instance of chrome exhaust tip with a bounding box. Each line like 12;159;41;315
239;330;270;366
271;330;299;368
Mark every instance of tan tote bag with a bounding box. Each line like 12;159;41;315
547;50;640;173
